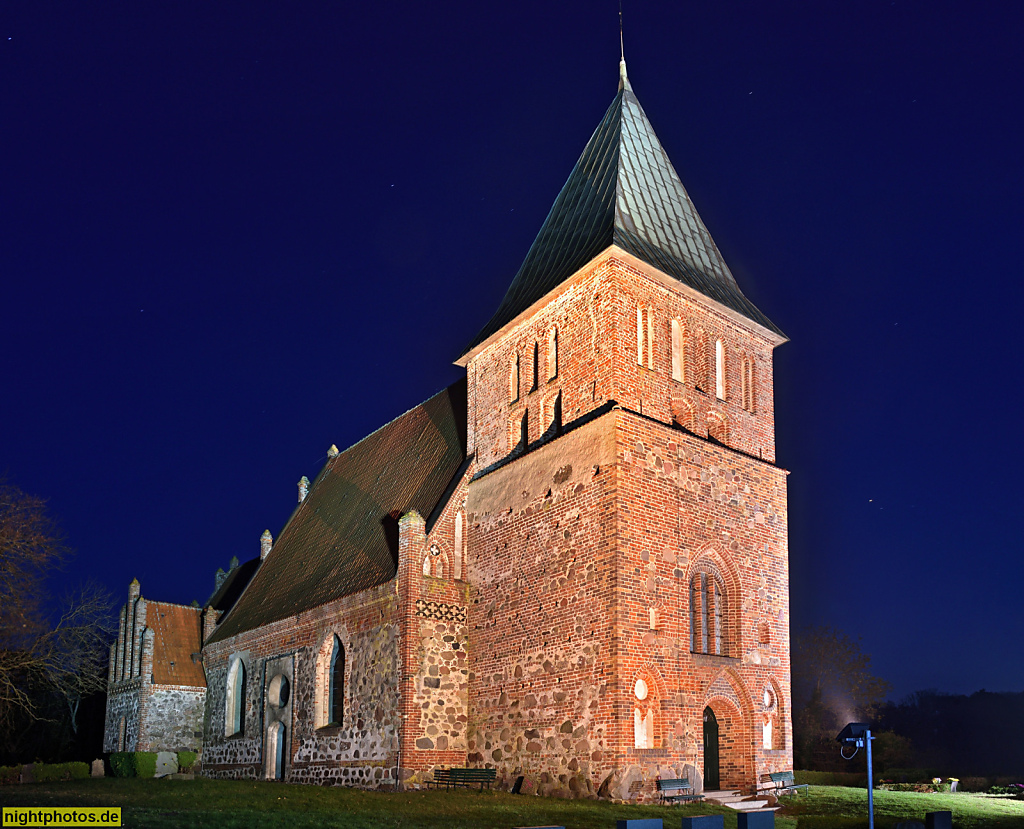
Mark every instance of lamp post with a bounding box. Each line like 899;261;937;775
837;722;875;829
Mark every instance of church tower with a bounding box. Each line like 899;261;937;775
457;60;791;797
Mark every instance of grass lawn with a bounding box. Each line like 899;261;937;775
1;779;1023;828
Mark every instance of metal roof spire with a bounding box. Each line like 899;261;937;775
460;42;786;358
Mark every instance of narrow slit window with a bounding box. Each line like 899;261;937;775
671;319;684;382
636;308;644;366
715;339;726;400
547;328;558;380
531;342;539;391
743;358;755;412
647;309;655;369
454;510;464;581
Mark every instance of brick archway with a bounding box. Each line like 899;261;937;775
702;671;756;791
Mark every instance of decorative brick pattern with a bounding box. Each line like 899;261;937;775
414;600;467;623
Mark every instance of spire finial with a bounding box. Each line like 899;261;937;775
619;0;625;62
618;0;628;90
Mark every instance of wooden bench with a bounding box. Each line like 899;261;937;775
657;777;704;803
426;768;452;789
428;767;497;790
758;771;808;796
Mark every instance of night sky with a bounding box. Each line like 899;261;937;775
3;2;1022;700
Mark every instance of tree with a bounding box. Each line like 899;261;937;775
0;480;114;760
791;626;891;770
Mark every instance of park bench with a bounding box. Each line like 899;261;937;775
428;767;496;790
657;777;704;803
426;768;451;789
757;770;808;796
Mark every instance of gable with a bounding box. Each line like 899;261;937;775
149;602;205;687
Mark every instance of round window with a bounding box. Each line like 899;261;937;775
269;674;290;708
634;678;648;701
763;688;774;708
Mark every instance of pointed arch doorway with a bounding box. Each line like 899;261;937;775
703;706;720;790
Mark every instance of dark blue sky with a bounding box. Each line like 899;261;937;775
3;1;1021;700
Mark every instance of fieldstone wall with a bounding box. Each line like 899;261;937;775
103;682;141;752
141;687;205;752
409;607;468;757
290;622;400;786
202;581;403;785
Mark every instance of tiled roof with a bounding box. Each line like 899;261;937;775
463;63;783;356
207;379;468;644
148;602;205;687
205;556;260;613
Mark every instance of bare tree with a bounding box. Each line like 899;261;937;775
791;626;891;770
0;480;114;751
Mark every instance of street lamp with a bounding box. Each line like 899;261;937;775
837;722;875;829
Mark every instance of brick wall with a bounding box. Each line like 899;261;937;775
460;251;790;798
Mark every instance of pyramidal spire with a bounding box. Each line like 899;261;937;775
462;62;783;357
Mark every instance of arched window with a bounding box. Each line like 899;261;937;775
715;339;726;400
328;636;344;727
762;686;781;750
690;571;727;656
510;354;519;403
547;328;558;380
519;409;529;449
225;657;246;736
632;676;657;748
671;319;685;382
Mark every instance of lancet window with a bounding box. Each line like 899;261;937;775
690;571;726;656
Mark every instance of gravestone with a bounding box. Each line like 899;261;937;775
681;817;724;829
91;759;105;778
738;811;775;828
925;812;952;829
616;820;662;829
154;751;178;778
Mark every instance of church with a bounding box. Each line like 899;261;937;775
105;56;792;800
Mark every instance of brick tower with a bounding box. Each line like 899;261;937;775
456;60;791;798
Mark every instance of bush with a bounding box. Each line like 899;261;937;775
958;776;991;792
177;751;197;773
795;770;867;787
109;752;157;778
33;762;89;782
0;765;21;785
